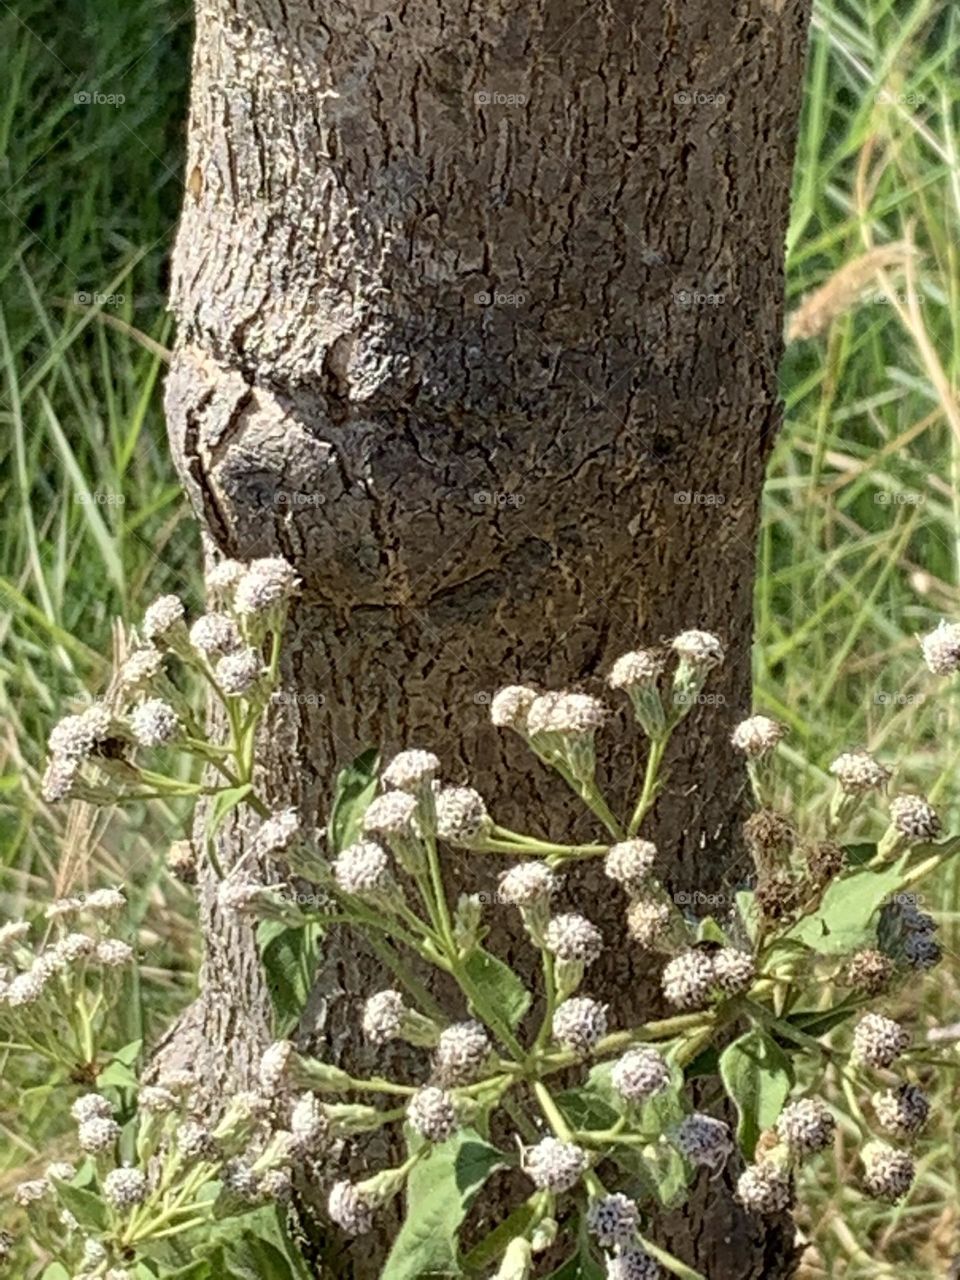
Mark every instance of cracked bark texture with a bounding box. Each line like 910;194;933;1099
163;0;810;1275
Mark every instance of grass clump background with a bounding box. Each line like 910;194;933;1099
0;0;958;1274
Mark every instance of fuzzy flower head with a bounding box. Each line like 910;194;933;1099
362;989;406;1045
490;685;538;730
526;691;607;738
585;1192;639;1247
77;1116;121;1154
103;1167;148;1209
605;1248;661;1280
731;715;786;759
524;1136;588;1193
498;861;556;907
672;1113;733;1170
130;698;180;747
142;594;185;643
117;646;165;694
862;1141;915;1202
362;791;418;840
543;914;602;967
71;1093;113;1124
736;1162;793;1214
873;1084;930;1139
0;920;30;951
611;1046;671;1103
671;629;725;671
41;755;80;803
407;1087;458;1143
206;558;246;597
434;1020;492;1085
625;898;671;949
327;1180;374;1235
84;887;126;915
215;648;263;696
711;947;756;996
852;1012;909;1069
233;557;300;616
435;786;492;847
844;948;895;996
829;750;891;795
608;650;666;691
382;750;440;793
889;794;941;843
661;949;716;1009
604;839;657;891
920;619;960;675
552;996;608;1053
255;808;301;855
775;1097;835;1156
137;1086;179;1115
48;706;112;760
332;840;397;900
96;938;134;967
189;612;241;658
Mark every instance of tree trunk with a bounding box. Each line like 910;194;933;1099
162;0;811;1274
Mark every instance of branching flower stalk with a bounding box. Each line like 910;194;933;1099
5;568;959;1279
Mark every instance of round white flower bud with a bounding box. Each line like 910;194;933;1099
498;861;556;906
672;1114;733;1170
544;914;603;965
130;697;180;747
736;1162;793;1213
552;996;608;1053
45;1162;76;1183
889;794;941;842
605;1247;661;1280
527;692;607;737
259;1040;295;1095
255;808;301;855
48;706;111;759
435;786;491;846
40;755;80;802
215;648;263;696
920;619;960;675
828;750;890;794
872;1084;930;1139
233;557;299;616
83;887;126;915
362;791;418;838
6;969;49;1006
862;1142;915;1201
626;898;671;949
328;1180;375;1235
138;1086;179;1114
56;932;96;963
661;950;716;1009
607;650;666;690
490;685;539;730
142;594;185;642
611;1046;671;1103
291;1093;328;1152
731;715;785;758
852;1012;909;1069
434;1020;492;1085
13;1179;49;1206
408;1086;458;1143
96;938;134;967
77;1116;121;1153
260;1168;293;1202
177;1120;217;1161
585;1191;639;1246
382;750;441;792
333;841;396;898
362;990;406;1045
103;1167;147;1208
604;839;657;891
117;646;165;694
189;612;241;657
206;558;246;595
671;630;724;671
71;1093;113;1123
712;947;756;995
524;1136;587;1192
775;1098;835;1156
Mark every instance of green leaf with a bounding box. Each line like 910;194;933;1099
719;1028;793;1158
41;1267;70;1280
188;1206;312;1280
544;1244;605;1279
258;920;323;1035
49;1177;108;1231
462;947;531;1029
786;861;906;954
787;997;862;1038
734;890;761;947
461;1197;540;1272
382;1130;504;1279
695;916;727;945
328;749;379;854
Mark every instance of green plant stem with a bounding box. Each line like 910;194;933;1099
533;948;557;1053
628;736;667;836
483;827;609;858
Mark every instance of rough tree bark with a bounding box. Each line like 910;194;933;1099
160;0;811;1274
